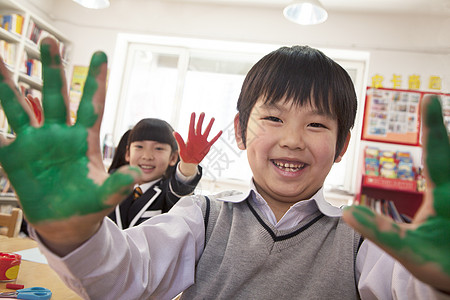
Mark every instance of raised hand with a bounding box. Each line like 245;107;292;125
174;112;222;164
0;38;141;254
343;95;450;292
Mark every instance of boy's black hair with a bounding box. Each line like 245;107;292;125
128;118;178;152
237;45;357;159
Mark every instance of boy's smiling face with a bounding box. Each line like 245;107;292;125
126;140;178;184
235;97;350;215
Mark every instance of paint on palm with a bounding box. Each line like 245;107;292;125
0;43;135;223
347;96;450;275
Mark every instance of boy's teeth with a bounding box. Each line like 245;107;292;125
274;161;304;172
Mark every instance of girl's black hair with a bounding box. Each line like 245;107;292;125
127;118;179;178
128;118;178;152
108;129;131;174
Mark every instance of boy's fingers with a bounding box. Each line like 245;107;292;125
421;95;450;186
77;52;108;167
343;205;409;255
0;56;32;134
76;51;107;129
100;166;142;208
40;38;69;125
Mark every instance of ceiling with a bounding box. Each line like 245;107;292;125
169;0;450;16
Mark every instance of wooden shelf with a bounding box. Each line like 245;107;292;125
360;175;423;219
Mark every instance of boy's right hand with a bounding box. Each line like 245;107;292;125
0;38;141;255
343;95;450;292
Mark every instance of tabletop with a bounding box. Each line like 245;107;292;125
0;235;82;299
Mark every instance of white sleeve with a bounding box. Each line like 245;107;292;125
175;162;200;183
356;240;450;300
30;196;206;300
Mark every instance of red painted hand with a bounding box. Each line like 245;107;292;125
174;112;222;164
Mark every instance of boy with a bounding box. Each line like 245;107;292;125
0;38;448;299
108;116;221;229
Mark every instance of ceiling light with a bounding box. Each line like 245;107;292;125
73;0;110;9
283;0;328;25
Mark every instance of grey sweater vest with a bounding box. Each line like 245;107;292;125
181;191;362;300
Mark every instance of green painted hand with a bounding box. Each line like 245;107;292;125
343;95;450;292
0;38;140;227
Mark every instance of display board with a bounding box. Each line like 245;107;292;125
361;87;449;146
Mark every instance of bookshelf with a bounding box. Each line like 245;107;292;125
359;175;423;220
0;0;72;135
0;0;72;206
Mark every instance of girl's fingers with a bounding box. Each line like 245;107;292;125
208;130;223;146
0;55;32;134
40;37;70;125
196;112;205;136
173;132;187;154
188;112;196;139
202;117;215;138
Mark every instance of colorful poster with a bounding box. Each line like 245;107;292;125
362;88;422;145
69;65;89;124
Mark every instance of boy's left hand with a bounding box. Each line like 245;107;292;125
343;95;450;293
174;112;222;164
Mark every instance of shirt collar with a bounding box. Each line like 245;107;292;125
135;178;162;194
215;179;343;218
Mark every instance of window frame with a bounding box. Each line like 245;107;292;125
103;33;370;196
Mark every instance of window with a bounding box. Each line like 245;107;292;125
104;34;369;195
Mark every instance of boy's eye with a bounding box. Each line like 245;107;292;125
263;116;282;123
309;122;326;128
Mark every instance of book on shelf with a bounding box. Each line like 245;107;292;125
26;19;41;44
359;194;405;223
0;40;17;66
1;14;24;35
25;58;42;79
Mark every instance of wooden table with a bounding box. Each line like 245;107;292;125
0;235;82;299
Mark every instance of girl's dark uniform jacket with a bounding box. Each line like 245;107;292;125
108;166;202;229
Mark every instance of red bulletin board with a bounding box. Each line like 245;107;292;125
361;87;449;146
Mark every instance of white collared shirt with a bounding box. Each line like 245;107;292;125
33;181;449;300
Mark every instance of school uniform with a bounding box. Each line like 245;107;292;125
108;163;202;229
30;182;449;300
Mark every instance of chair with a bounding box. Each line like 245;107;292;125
0;207;23;237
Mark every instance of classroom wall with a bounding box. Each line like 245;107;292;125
15;0;450;201
39;1;448;73
19;0;449;91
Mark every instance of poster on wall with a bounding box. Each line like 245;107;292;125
69;65;89;124
69;65;109;124
362;87;450;146
362;88;422;146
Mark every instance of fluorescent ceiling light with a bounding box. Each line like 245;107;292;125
73;0;110;9
283;0;328;25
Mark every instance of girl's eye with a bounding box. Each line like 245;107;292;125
263;116;282;123
309;123;326;128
